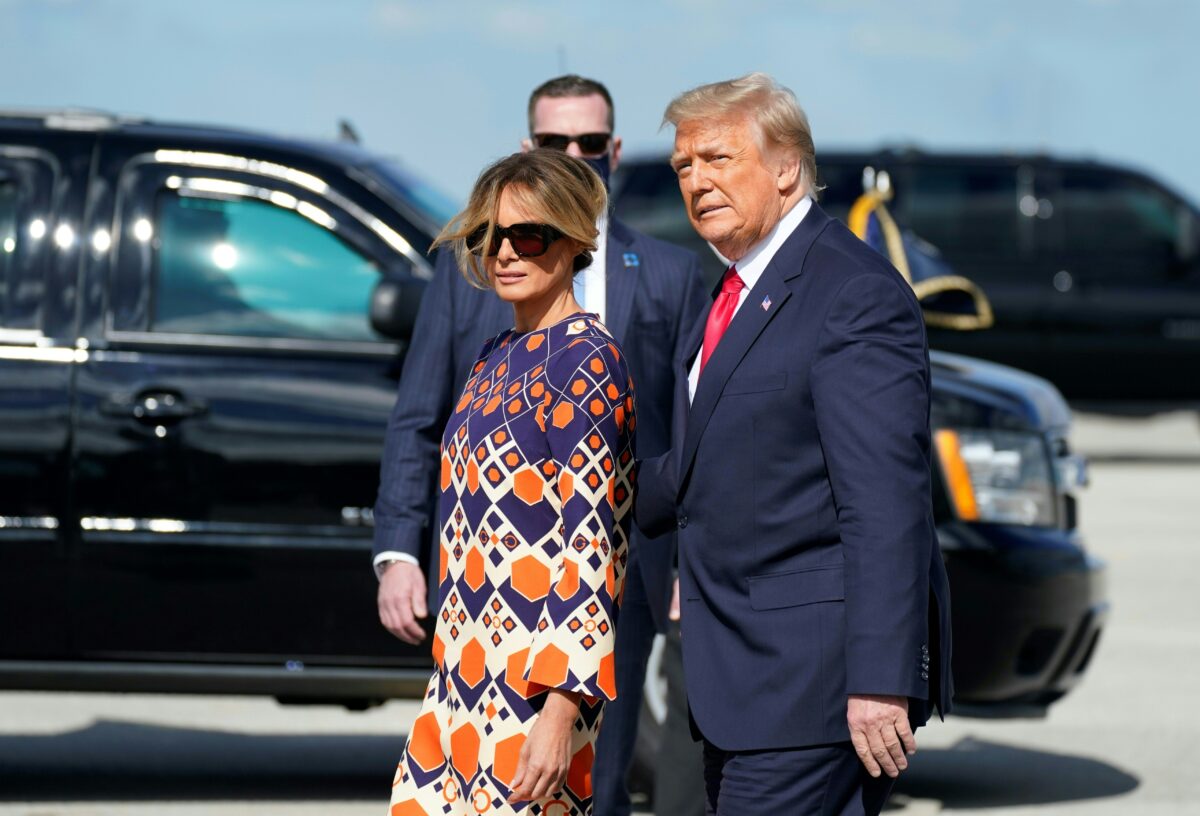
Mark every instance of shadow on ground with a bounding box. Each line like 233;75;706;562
0;720;401;800
895;736;1140;809
1;725;1140;808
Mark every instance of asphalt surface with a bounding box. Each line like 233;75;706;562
1;410;1198;815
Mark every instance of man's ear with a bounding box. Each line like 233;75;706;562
776;151;801;194
520;137;534;153
610;135;623;173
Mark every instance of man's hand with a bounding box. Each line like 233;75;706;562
847;694;915;779
507;690;579;803
377;562;428;644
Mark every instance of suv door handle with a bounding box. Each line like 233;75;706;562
100;391;208;424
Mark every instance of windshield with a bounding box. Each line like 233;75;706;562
368;159;460;230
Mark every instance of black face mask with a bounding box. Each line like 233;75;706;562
581;154;612;190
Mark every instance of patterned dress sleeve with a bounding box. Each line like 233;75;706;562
522;335;634;702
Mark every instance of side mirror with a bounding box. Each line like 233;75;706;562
370;277;427;340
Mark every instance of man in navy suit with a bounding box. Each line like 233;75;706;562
637;73;953;815
372;75;708;816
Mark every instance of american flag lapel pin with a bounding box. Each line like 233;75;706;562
761;295;772;311
623;252;640;268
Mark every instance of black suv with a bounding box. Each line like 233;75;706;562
614;149;1200;405
1;113;1103;728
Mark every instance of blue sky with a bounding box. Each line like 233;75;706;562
3;0;1197;205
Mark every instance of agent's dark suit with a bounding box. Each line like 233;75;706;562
374;217;707;816
638;203;953;812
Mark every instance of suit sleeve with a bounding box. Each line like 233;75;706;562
523;340;631;702
633;452;680;540
810;271;935;701
372;249;459;563
635;252;706;541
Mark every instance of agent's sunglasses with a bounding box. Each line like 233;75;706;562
533;132;611;155
468;222;565;257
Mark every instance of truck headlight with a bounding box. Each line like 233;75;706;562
935;428;1057;526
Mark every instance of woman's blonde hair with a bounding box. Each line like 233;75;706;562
432;149;607;289
663;72;820;198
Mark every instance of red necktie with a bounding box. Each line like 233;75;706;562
699;265;745;375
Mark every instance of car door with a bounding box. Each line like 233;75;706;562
0;134;90;662
1035;165;1200;401
72;142;432;667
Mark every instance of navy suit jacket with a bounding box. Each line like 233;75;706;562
374;217;707;632
637;203;953;751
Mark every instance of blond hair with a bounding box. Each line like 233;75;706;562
663;72;820;198
432;150;606;288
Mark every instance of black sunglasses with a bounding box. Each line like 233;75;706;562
533;132;612;155
468;222;565;257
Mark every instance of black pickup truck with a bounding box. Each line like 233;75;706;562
0;111;1104;730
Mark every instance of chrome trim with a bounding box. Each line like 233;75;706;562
0;516;59;530
80;517;373;539
102;329;399;357
0;328;47;345
0;345;87;363
153;149;328;193
0;333;91;363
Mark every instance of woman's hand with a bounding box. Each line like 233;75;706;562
506;689;581;803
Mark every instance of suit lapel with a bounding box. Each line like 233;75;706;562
676;203;834;492
677;268;791;486
603;218;639;344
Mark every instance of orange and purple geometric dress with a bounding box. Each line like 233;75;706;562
389;313;636;816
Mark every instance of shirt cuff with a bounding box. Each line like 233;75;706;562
373;550;420;581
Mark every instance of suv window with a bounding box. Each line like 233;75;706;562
0;178;15;322
814;160;872;223
152;191;382;341
1058;168;1181;270
901;164;1021;261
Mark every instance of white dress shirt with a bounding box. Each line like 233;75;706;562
688;196;812;402
573;212;607;322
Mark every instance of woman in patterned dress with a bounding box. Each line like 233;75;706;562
389;150;636;816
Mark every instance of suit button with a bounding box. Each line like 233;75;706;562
920;671;929;681
677;515;689;529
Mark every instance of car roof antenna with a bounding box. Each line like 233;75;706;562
338;119;361;145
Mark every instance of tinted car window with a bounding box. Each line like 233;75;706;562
371;159;459;229
1058;168;1180;267
612;160;697;247
152;192;382;341
813;160;870;222
0;179;14;322
902;165;1020;260
612;159;729;280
